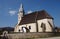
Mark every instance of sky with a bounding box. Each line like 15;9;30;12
0;0;60;27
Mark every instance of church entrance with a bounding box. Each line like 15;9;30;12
22;27;30;33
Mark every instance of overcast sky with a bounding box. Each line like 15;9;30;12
0;0;60;27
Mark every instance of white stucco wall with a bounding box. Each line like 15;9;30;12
14;25;19;32
19;25;26;32
15;23;36;32
26;23;36;32
37;19;54;32
47;19;54;28
14;18;54;32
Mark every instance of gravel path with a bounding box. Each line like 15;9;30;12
35;37;60;39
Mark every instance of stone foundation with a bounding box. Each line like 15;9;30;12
7;32;55;39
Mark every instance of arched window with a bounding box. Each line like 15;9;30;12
29;26;31;29
22;27;24;32
41;23;46;32
19;29;20;32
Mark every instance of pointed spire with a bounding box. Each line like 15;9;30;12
19;3;23;12
19;3;25;15
18;3;25;24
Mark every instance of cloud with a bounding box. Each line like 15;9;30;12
9;10;17;16
27;10;32;14
9;8;12;9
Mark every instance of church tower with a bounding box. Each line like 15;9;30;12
18;4;24;24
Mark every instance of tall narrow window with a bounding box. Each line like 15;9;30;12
19;29;20;32
29;26;31;29
22;27;24;32
41;23;46;32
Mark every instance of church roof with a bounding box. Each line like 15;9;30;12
19;10;53;25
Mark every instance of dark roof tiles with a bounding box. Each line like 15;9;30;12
19;10;53;25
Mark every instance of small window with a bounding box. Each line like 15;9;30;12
19;29;20;32
22;27;23;29
29;26;31;29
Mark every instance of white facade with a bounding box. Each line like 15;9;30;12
14;19;54;32
37;19;54;32
15;23;37;32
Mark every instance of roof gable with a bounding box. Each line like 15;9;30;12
19;10;53;25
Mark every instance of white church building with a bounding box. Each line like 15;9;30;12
14;4;55;32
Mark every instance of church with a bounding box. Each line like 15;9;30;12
14;4;55;33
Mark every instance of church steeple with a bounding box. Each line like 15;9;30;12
18;3;25;24
19;3;24;16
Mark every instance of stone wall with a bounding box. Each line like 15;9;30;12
7;32;54;39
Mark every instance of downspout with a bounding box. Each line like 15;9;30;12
53;19;55;32
35;12;38;32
